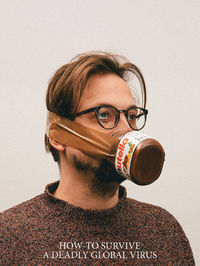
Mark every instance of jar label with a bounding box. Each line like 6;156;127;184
115;131;150;180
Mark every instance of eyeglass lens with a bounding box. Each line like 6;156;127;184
97;106;145;130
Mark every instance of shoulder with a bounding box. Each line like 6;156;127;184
0;194;47;264
124;197;190;244
126;196;180;224
125;197;194;262
0;193;47;237
121;186;180;225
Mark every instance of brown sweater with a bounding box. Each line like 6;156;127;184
0;181;195;265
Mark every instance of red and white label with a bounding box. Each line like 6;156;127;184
115;131;150;180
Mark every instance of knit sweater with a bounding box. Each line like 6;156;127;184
0;181;194;265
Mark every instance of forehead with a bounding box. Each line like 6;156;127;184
78;73;136;111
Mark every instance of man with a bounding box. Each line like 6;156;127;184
0;52;195;265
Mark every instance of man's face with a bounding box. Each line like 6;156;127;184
65;73;136;195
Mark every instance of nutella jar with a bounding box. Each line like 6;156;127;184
115;131;165;185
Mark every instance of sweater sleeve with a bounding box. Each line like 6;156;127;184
0;209;32;265
0;213;16;265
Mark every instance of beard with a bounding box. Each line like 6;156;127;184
73;155;125;198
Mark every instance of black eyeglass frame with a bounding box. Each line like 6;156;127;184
72;105;148;131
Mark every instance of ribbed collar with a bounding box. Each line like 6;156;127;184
44;181;128;225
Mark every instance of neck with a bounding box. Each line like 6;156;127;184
54;161;119;210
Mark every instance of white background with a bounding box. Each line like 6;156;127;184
0;0;199;263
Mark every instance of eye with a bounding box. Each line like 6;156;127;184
99;111;110;120
128;114;137;121
128;110;138;121
98;106;116;123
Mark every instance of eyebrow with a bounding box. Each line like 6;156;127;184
126;104;138;109
87;103;138;109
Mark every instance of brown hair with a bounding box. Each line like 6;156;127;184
45;51;147;162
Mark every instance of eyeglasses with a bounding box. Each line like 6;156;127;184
73;105;148;130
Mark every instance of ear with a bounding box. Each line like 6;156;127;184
49;137;65;152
